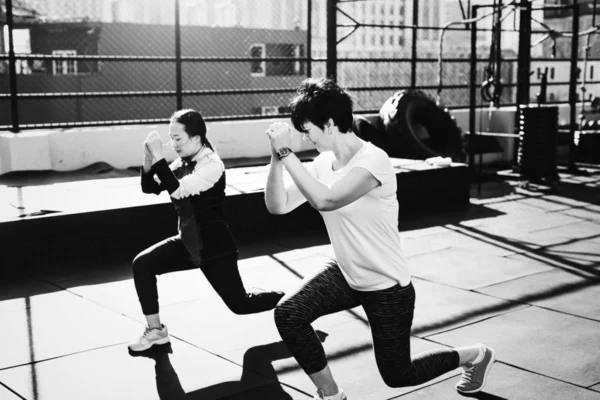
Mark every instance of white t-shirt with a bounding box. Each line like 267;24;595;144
310;141;410;291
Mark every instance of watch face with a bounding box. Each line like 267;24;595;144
278;147;291;158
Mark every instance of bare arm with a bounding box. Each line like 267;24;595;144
265;152;308;214
280;153;379;212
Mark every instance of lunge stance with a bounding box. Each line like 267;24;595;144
264;78;495;399
129;109;284;352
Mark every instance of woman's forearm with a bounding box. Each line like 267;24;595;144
265;156;289;214
281;154;330;210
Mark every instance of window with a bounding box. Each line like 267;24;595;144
250;44;266;77
293;44;303;75
250;43;305;77
261;106;280;116
2;27;32;74
257;106;290;116
3;27;31;53
52;50;77;75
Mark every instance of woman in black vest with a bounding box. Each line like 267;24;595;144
129;109;284;352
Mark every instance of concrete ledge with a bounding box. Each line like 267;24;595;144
1;160;470;278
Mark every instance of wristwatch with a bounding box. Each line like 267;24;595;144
276;147;293;160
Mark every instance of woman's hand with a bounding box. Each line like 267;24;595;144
266;122;293;151
144;131;164;160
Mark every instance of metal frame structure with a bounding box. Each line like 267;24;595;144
468;0;595;174
1;0;599;133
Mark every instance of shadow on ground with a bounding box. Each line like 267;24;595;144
129;331;329;400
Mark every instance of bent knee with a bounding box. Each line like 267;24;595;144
380;369;417;388
273;300;303;328
132;252;152;274
273;303;289;327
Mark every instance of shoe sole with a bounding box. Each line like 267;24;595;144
457;347;496;394
128;336;170;352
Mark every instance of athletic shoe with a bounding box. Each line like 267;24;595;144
128;324;170;352
313;388;347;400
456;344;496;394
247;289;285;311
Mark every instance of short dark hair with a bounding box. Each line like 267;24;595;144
170;109;213;150
289;78;354;134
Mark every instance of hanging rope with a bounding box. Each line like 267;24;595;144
481;4;515;104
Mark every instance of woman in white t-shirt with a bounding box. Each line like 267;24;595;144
264;78;496;400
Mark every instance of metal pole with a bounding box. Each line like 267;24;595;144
411;0;419;89
513;0;532;167
469;6;478;172
568;2;580;172
6;0;19;132
494;0;503;106
307;0;312;77
515;0;531;106
175;0;183;110
326;0;337;80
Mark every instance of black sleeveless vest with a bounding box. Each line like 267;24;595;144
171;159;237;266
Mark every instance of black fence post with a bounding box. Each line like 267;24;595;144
494;0;502;106
469;5;478;172
568;2;580;172
307;0;312;78
175;0;183;110
513;0;532;167
326;0;337;81
411;0;419;89
6;0;19;133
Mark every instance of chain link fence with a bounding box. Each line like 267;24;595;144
1;0;597;131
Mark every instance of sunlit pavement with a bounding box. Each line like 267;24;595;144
1;166;599;400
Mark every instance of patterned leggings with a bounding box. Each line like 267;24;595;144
274;261;459;388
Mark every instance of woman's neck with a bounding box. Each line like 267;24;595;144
183;144;205;162
332;132;364;168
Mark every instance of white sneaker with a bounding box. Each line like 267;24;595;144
456;344;496;394
313;388;347;400
128;324;170;352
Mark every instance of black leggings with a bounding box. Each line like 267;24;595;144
274;262;459;388
133;236;281;316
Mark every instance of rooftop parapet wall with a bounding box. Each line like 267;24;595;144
0;117;313;175
0;104;582;175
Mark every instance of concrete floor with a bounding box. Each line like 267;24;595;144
1;166;599;399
